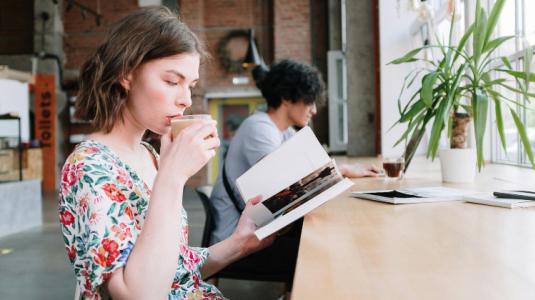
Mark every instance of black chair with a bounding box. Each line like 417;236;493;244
194;185;298;284
195;185;216;248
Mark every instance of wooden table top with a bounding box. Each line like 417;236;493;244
291;157;535;300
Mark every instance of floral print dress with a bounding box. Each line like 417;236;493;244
59;140;225;300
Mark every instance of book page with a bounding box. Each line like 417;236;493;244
251;159;343;227
236;127;331;203
255;178;354;240
233;126;353;239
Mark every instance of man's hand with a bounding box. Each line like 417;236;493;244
339;163;381;178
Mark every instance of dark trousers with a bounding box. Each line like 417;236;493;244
213;218;303;288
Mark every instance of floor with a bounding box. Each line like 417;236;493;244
0;188;284;300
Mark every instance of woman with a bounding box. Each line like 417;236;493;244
209;60;379;287
59;7;271;299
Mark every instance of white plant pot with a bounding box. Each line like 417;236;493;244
438;148;476;183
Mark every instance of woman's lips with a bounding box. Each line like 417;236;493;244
166;114;183;125
168;114;183;119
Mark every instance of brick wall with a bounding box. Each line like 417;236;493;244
64;0;313;97
63;0;139;72
274;0;311;63
180;0;271;96
62;0;318;186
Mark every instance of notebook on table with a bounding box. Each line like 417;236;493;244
464;192;535;208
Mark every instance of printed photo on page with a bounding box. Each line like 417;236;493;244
249;159;343;227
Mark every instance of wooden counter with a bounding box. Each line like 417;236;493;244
291;157;535;300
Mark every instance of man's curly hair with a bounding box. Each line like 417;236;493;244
254;60;325;109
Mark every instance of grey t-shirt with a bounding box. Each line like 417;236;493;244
210;111;294;243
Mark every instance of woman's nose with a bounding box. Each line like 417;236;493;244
176;86;192;108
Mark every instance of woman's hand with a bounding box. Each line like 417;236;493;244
200;196;275;278
231;196;275;257
159;120;220;185
340;163;381;178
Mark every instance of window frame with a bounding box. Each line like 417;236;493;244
490;0;535;168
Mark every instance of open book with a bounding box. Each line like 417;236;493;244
235;127;354;240
351;186;469;204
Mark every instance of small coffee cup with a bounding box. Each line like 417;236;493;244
382;157;404;180
170;114;213;138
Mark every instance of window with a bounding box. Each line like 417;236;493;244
492;0;535;167
327;0;348;152
327;50;348;152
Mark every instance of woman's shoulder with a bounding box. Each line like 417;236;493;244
60;141;115;202
65;140;114;170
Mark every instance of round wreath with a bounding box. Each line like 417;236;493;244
217;30;251;73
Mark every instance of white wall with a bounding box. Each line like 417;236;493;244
379;1;424;157
379;0;492;161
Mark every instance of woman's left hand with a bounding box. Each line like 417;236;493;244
340;163;381;178
231;196;275;257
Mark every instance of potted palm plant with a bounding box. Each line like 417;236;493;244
390;0;535;182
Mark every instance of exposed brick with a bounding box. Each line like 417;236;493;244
63;0;315;185
274;0;311;63
63;0;138;73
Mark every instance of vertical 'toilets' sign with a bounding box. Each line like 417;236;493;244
34;74;56;192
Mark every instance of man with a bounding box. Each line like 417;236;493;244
210;60;378;285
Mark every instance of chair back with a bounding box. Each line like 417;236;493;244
74;284;80;300
195;185;214;248
194;185;294;284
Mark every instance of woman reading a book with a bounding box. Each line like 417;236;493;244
209;59;380;288
58;7;273;299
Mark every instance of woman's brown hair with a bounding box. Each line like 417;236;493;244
75;6;207;132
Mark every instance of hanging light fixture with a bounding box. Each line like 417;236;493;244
242;28;264;70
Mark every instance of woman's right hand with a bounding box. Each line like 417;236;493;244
231;196;275;257
158;120;220;185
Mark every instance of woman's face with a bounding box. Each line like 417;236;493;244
124;52;200;135
286;100;317;127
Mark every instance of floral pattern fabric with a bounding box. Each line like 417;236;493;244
59;140;224;299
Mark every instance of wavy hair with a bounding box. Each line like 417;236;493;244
76;6;207;132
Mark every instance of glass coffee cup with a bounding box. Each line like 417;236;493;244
170;114;213;138
382;157;404;180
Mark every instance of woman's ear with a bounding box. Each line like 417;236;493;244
119;73;133;91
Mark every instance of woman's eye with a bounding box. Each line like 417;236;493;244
165;81;178;86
